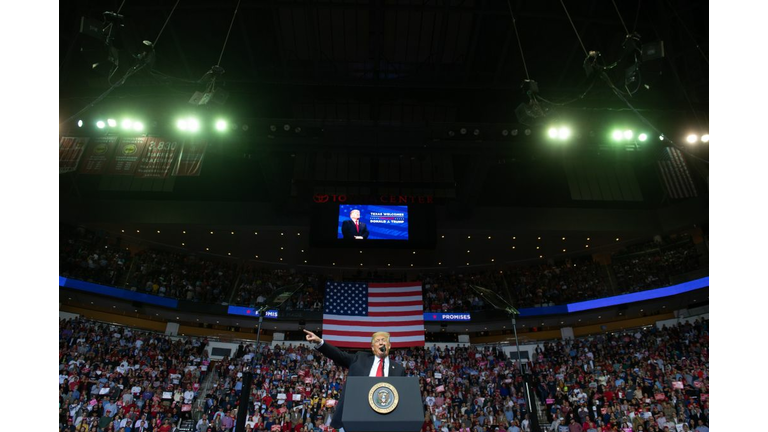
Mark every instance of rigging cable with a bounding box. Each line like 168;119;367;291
506;0;531;80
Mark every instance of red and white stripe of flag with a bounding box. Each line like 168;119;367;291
322;282;425;348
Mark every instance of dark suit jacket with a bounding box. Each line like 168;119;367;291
341;220;369;239
317;341;405;429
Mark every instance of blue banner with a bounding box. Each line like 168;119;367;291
423;312;472;321
59;277;179;309
227;306;279;318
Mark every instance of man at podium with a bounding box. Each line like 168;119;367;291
303;330;406;430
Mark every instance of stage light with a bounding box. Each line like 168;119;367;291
96;120;106;129
638;133;648;142
623;130;633;140
215;120;227;131
502;129;509;136
701;134;709;143
188;118;200;132
77;120;83;128
511;129;518;136
558;127;571;140
283;124;291;131
177;119;188;130
524;129;532;136
686;134;698;144
460;128;467;135
107;119;117;127
473;129;480;136
612;130;623;141
270;125;277;132
548;127;558;139
133;121;144;132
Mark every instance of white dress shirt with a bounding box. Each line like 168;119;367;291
368;356;389;377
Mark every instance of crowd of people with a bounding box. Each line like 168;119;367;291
60;226;706;311
108;317;706;432
232;265;324;311
59;318;210;432
60;225;132;288
529;319;709;431
612;238;703;295
124;249;239;304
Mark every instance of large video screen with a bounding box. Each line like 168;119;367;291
337;204;408;240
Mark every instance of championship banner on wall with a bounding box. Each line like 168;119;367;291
135;137;181;178
173;139;208;176
107;136;148;176
78;136;118;175
59;137;89;173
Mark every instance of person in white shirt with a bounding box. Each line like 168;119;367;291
184;385;196;404
134;414;150;431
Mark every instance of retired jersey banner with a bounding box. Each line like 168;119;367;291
107;136;148;175
135;137;181;178
173;139;208;176
78;136;118;175
59;137;89;173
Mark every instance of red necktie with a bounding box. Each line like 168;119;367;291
356;221;359;233
376;358;384;377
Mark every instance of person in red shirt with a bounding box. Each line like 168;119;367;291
158;418;173;432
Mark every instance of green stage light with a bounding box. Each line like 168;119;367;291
612;130;623;141
107;119;117;128
96;121;106;129
177;119;188;130
638;133;648;142
558;127;571;140
121;119;133;129
623;130;633;140
215;119;227;131
548;127;558;139
133;121;144;132
187;118;200;132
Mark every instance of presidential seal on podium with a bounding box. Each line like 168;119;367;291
368;382;399;414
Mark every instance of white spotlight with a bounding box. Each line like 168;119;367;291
548;127;558;139
188;118;200;132
686;134;698;144
558;127;571;139
107;119;117;127
133;121;144;132
701;134;709;143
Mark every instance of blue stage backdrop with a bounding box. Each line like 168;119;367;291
338;204;409;240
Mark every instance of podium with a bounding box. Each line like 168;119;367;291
341;377;424;432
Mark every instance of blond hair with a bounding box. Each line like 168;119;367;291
370;331;391;344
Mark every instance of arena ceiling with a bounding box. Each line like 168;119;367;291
59;1;709;268
60;0;708;133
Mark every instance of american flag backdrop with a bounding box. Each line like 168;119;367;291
658;147;698;199
322;281;425;348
